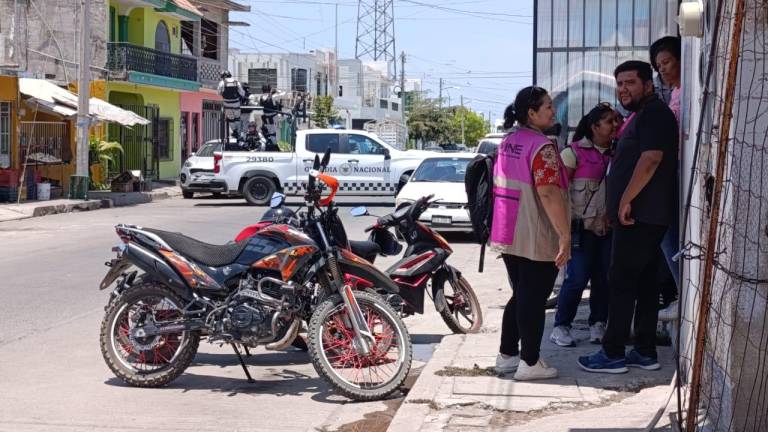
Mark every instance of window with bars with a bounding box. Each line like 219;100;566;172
534;0;675;133
201;19;219;60
291;68;308;92
0;102;10;168
157;118;173;160
248;68;278;91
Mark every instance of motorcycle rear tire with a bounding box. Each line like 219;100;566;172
100;282;200;387
308;292;412;401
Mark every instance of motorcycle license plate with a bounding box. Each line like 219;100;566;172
432;216;452;225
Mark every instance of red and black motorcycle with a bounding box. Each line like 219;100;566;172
97;150;412;401
347;195;483;334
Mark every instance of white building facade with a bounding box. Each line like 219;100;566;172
228;50;403;144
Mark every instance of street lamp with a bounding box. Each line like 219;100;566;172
443;86;460;107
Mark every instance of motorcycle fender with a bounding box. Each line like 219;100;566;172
338;251;400;294
99;257;133;290
123;242;193;300
432;265;460;313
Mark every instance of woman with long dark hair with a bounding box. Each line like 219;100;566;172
549;104;617;348
492;86;570;380
650;36;682;320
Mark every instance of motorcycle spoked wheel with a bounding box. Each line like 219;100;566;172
308;292;412;401
100;282;200;387
435;275;484;334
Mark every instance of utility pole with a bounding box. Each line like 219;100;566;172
488;110;492;132
460;95;465;145
399;51;406;107
72;0;91;199
334;3;339;96
438;78;443;109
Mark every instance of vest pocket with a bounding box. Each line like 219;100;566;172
491;187;521;245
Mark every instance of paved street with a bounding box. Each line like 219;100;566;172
0;195;463;432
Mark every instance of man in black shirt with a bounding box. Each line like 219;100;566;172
578;60;678;374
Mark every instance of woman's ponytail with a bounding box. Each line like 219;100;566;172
503;103;516;130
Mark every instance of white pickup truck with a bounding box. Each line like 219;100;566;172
209;129;437;205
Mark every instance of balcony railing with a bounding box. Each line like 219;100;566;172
107;42;198;82
198;57;222;88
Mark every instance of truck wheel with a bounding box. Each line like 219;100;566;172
243;176;275;206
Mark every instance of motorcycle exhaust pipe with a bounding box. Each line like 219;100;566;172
265;318;301;351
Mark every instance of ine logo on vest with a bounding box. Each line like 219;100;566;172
501;142;525;159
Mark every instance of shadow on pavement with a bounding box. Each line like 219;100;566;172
411;334;445;344
190;350;311;368
439;231;477;244
103;369;347;404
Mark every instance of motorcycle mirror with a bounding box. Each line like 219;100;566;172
321;148;331;170
270;192;286;209
313;154;320;170
350;206;368;217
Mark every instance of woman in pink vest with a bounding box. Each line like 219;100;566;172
549;104;617;348
492;86;571;381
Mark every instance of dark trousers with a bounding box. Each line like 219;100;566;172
500;254;559;365
602;222;667;359
554;229;611;328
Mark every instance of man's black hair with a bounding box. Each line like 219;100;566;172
614;60;653;82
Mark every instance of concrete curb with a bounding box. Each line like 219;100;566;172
389;334;465;431
0;187;181;223
31;200;102;217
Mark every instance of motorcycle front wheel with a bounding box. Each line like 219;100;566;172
308;292;412;401
436;275;483;334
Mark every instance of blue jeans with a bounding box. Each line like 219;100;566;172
660;211;681;290
554;229;611;328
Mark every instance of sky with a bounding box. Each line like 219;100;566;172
228;0;534;124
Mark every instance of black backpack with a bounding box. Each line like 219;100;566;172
465;151;496;272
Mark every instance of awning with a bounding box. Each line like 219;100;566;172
19;78;150;126
89;98;151;126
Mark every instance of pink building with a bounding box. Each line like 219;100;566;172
180;89;222;161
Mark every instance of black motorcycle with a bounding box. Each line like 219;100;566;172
347;195;483;334
98;150;412;401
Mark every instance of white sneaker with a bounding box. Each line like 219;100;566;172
514;359;559;381
590;322;606;344
495;353;520;374
658;300;679;322
550;326;575;347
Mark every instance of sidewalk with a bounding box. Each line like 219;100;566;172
0;183;182;223
390;252;677;431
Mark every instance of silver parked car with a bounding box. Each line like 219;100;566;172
179;141;226;199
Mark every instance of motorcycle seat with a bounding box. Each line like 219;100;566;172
145;228;249;267
349;240;381;262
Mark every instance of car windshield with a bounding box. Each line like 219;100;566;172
477;140;500;155
411;158;469;183
196;143;223;157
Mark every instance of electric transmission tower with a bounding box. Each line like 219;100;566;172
355;0;397;79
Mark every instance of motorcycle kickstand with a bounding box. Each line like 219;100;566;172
231;343;255;383
243;345;252;357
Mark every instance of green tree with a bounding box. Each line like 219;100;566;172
312;95;339;128
449;107;489;147
407;97;454;144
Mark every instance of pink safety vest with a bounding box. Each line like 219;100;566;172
489;127;569;262
570;139;611;236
